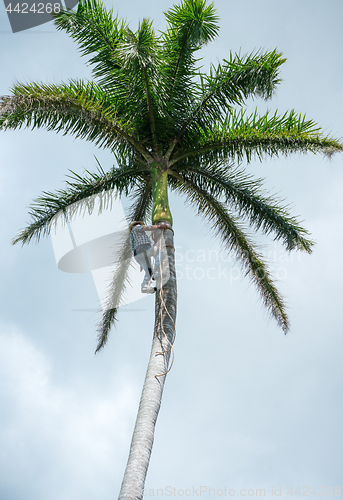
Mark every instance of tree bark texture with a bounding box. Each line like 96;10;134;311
118;225;177;500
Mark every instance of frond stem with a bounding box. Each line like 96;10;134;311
143;67;158;151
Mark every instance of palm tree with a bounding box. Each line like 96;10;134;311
1;0;342;497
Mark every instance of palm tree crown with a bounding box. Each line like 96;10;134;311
1;0;342;349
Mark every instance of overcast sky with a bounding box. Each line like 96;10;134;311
1;0;343;499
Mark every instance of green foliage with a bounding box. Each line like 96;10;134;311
52;0;127;93
165;0;219;47
0;81;142;156
177;50;286;144
12;159;149;245
182;109;342;163
2;0;342;348
170;172;289;331
170;162;314;252
161;0;219;117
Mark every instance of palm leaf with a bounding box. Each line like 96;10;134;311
171;162;314;252
161;0;219;123
12;161;149;245
171;109;343;164
118;19;161;146
168;50;286;152
0;81;151;160
53;0;126;94
169;173;289;331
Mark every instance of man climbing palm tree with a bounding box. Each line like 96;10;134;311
1;0;342;498
130;220;169;293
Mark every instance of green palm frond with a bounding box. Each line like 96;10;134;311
0;81;150;160
53;0;127;93
95;232;131;354
171;109;343;164
55;5;164;143
120;19;158;71
118;19;161;146
54;3;163;138
161;0;219;118
96;308;118;353
164;0;219;49
170;162;314;252
95;180;153;352
170;173;289;331
12;161;149;246
170;50;286;150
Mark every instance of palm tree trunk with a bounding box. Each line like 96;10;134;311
118;225;177;500
150;164;173;226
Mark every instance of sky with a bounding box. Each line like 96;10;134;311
0;0;343;499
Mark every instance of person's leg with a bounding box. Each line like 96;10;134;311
135;252;151;280
143;252;153;278
134;251;156;293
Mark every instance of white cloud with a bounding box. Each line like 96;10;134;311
0;325;137;500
